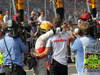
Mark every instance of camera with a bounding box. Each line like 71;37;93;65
3;19;31;42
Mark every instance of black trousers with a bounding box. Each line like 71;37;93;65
50;59;68;75
56;8;64;22
4;64;26;75
0;73;5;75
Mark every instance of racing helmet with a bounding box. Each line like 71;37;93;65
40;21;54;32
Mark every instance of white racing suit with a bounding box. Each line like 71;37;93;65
34;28;61;75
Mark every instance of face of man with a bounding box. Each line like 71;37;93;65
61;23;70;31
78;19;89;30
61;23;69;28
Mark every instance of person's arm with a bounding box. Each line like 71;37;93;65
40;27;63;41
40;22;70;41
33;37;52;58
71;38;82;54
18;38;28;53
33;47;51;58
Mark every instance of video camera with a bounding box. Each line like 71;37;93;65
4;20;31;41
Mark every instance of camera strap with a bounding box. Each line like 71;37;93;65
3;37;14;67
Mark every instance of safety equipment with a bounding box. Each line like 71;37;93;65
40;21;54;32
80;12;91;21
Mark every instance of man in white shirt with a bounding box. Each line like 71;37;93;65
46;30;71;75
33;23;72;75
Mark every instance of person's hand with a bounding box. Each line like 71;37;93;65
30;51;36;57
20;22;24;24
32;52;36;56
61;23;69;28
31;52;41;57
43;61;51;71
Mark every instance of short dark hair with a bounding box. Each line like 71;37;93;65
53;16;62;27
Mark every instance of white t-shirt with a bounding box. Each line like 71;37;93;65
46;31;71;65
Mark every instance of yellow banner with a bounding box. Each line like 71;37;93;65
88;0;96;8
17;0;24;10
55;0;64;8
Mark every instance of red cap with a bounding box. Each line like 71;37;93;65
80;12;91;21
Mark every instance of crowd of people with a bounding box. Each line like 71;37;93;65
0;7;100;75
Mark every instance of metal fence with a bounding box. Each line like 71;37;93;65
0;0;100;23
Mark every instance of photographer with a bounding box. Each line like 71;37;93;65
0;22;28;75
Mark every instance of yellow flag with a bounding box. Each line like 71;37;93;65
0;52;4;65
55;0;64;8
89;0;96;8
17;0;24;10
